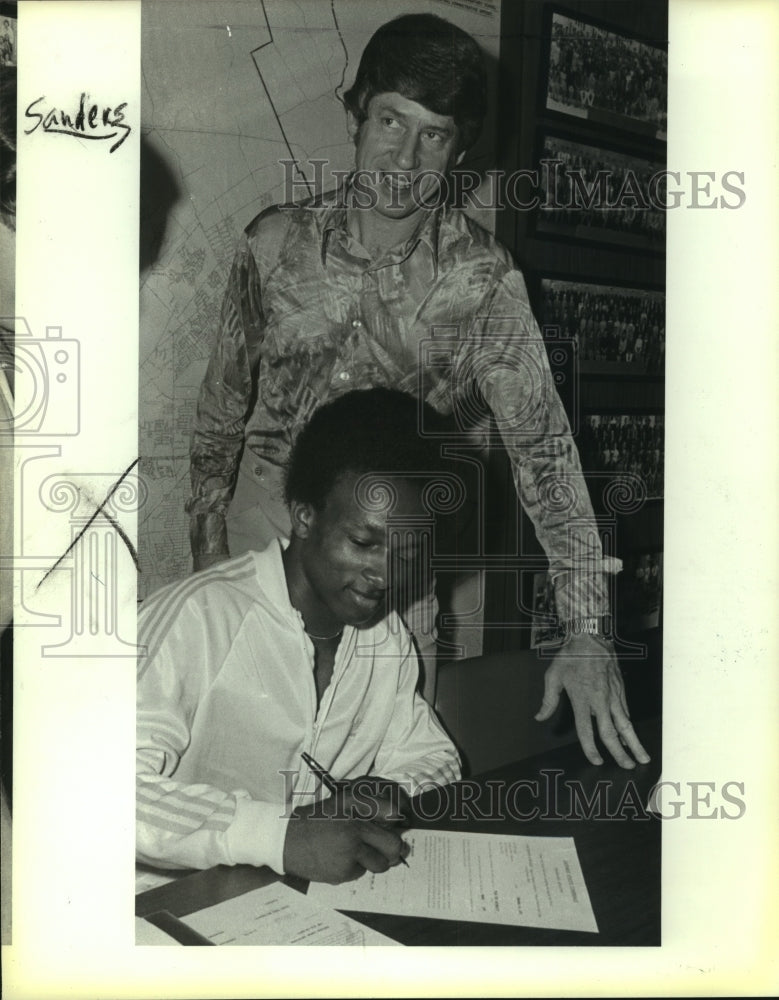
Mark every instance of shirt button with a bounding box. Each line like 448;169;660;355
351;319;362;329
338;371;351;382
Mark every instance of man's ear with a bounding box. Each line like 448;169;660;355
289;500;315;540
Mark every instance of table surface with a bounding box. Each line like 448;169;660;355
136;717;662;946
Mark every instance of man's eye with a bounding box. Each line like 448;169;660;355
425;131;443;143
382;116;399;128
350;537;372;548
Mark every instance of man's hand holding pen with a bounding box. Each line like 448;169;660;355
283;788;411;885
283;756;411;885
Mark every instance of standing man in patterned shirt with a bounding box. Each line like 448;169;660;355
187;13;649;770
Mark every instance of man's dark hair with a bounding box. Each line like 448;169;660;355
285;388;444;509
342;14;487;154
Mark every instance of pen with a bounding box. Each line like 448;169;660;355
300;752;410;867
301;751;339;794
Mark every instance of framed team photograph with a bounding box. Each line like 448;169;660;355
616;550;663;633
534;132;665;251
579;413;664;500
538;277;665;375
542;8;667;141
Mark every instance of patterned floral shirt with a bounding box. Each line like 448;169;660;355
188;186;608;621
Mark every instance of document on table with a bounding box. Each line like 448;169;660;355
135;916;182;946
180;882;402;946
308;829;598;933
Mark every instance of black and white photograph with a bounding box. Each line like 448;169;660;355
535;133;665;249
539;278;665;375
132;0;665;949
5;0;779;996
543;9;667;140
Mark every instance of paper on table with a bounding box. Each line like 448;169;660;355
308;829;598;933
181;882;402;946
135;916;181;946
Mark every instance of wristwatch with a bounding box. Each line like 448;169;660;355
563;615;613;639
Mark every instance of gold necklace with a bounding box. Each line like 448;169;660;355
304;626;344;642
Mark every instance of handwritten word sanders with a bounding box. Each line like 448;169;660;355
25;93;131;153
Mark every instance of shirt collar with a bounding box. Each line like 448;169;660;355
320;173;442;274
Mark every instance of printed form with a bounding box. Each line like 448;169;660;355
308;829;598;933
180;882;401;946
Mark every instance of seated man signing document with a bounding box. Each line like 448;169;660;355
136;389;460;884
